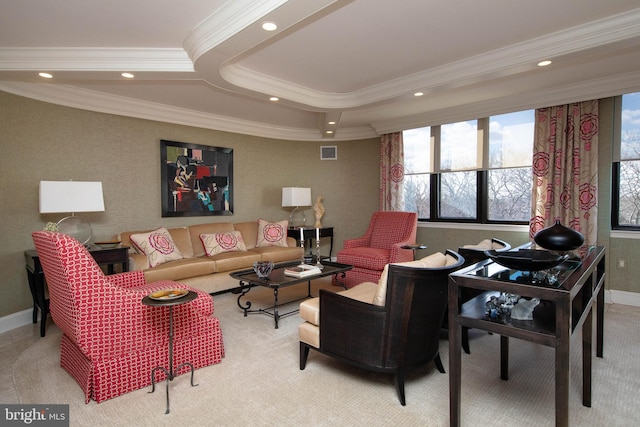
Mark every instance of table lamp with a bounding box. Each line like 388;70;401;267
39;180;105;245
282;187;312;227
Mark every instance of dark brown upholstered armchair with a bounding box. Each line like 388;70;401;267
455;238;511;353
299;250;465;405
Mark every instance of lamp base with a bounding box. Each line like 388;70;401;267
57;216;92;246
289;207;306;228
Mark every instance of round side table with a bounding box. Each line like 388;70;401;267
401;244;428;260
142;290;198;414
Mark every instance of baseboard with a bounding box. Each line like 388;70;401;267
0;289;637;335
607;289;640;307
0;309;34;335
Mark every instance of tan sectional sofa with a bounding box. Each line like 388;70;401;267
119;221;303;294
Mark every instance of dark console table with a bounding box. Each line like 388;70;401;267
287;226;334;261
448;245;605;427
25;245;130;337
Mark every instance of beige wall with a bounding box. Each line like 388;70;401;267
0;91;380;317
2;91;639;319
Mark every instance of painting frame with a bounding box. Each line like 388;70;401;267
160;139;233;217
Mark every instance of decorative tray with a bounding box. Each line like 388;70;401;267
485;249;568;272
149;289;189;300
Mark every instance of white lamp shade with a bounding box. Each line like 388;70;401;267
39;181;105;214
282;187;312;207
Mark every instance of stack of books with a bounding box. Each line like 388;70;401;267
284;264;322;278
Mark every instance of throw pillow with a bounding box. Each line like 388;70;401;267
129;227;183;268
200;231;247;256
257;219;288;247
462;239;493;250
373;252;447;306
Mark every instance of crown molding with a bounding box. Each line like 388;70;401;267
0;82;376;141
0;48;193;71
371;71;640;135
183;0;289;62
219;8;640;110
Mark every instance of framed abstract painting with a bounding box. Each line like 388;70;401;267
160;139;233;217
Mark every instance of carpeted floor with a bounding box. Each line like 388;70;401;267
12;278;640;426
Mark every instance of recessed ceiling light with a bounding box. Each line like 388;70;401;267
38;72;53;79
269;96;279;102
414;92;424;97
262;22;277;31
121;72;135;78
328;121;336;125
326;130;334;134
538;60;552;67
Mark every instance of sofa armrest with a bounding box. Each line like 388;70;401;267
128;253;149;270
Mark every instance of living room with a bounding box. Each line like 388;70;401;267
1;1;640;425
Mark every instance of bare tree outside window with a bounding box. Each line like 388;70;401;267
618;92;640;226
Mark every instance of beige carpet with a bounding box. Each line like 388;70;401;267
13;278;640;426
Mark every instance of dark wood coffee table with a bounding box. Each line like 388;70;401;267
230;261;352;328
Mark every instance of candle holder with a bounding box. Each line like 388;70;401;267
300;237;306;265
315;237;324;269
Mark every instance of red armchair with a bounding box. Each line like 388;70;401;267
334;211;417;288
31;231;224;403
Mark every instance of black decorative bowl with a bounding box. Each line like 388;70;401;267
534;220;584;251
485;249;568;271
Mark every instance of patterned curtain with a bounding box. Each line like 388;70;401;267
380;132;404;211
529;100;598;245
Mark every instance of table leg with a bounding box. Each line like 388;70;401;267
555;301;571;427
148;306;198;414
596;278;604;358
448;281;461;427
500;335;509;380
273;288;280;329
582;306;593;407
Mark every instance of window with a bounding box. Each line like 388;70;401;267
613;92;640;228
403;111;534;223
403;126;431;218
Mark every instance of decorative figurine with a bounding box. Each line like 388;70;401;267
313;196;325;228
511;298;540;320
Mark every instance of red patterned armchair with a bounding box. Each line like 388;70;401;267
334;211;417;288
32;231;224;403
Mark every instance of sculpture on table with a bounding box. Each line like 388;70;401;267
313;196;325;228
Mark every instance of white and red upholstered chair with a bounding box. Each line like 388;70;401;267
300;250;464;405
334;211;418;288
31;231;225;403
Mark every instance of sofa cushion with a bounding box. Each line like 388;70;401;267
257;219;289;247
200;231;247;256
129;227;184;268
373;252;448;306
336;247;389;271
250;246;303;263
142;257;217;283
233;222;259;249
209;251;261;272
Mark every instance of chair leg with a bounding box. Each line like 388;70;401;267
462;326;471;354
394;370;406;406
300;342;310;370
434;353;446;373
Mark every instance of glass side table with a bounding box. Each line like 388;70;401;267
142;290;198;414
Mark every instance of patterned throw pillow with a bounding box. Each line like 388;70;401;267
129;227;183;268
200;231;247;256
256;219;288;247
